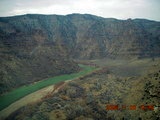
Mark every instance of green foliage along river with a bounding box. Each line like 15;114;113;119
0;64;96;111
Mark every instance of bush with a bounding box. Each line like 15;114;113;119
39;102;52;112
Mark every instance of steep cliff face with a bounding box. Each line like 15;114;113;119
0;14;160;93
68;14;160;59
0;14;159;59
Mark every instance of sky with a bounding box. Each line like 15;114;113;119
0;0;160;21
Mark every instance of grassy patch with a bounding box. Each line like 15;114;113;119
0;64;96;111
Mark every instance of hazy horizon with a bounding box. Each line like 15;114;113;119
0;0;160;21
0;13;160;22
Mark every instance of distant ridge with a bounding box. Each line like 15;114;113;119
0;13;159;59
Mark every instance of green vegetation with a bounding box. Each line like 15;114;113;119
12;63;159;120
0;64;96;111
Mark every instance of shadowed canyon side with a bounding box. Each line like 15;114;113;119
0;14;160;94
0;14;80;94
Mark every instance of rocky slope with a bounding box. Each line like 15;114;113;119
1;14;159;59
0;14;82;94
0;13;160;94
